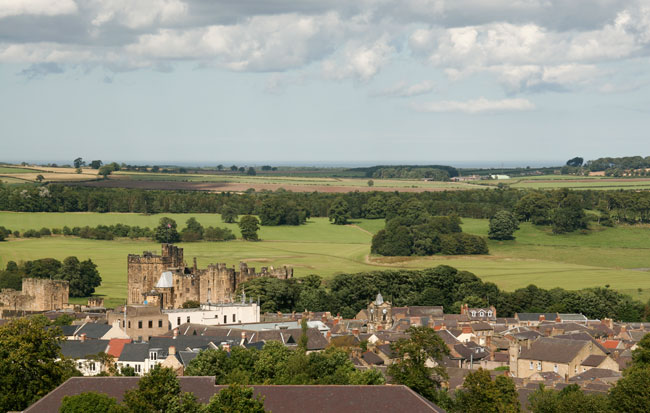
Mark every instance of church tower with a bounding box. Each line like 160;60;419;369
367;292;392;332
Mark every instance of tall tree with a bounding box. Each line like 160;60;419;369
452;369;520;413
154;217;181;243
387;326;449;402
328;198;350;225
205;384;266;413
60;392;121;413
238;216;260;241
221;204;239;224
488;210;519;240
566;157;584;167
0;317;80;412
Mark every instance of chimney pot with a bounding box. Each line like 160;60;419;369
539;315;545;322
173;328;179;338
80;333;86;342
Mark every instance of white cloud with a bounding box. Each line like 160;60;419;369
126;13;345;71
371;80;434;97
0;0;77;19
413;97;535;114
322;34;395;81
89;0;187;29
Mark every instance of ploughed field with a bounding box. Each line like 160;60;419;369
2;212;650;307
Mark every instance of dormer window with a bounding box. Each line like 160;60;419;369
487;311;493;317
471;311;476;317
479;311;485;317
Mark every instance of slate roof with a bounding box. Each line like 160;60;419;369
408;306;444;318
512;330;542;341
554;332;610;355
75;323;112;339
376;343;395;359
558;313;588;322
581;355;607;367
362;351;384;365
519;338;587;364
569;368;622;382
453;343;488;361
59;340;110;359
177;350;200;367
60;325;81;336
25;379;445;413
516;313;556;322
118;343;150;362
471;322;493;331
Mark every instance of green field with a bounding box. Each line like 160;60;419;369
473;175;650;190
2;212;650;307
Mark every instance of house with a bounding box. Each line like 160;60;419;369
107;305;170;342
59;339;110;376
471;322;493;346
509;337;610;379
164;301;260;329
515;313;557;327
460;304;496;322
25;378;446;413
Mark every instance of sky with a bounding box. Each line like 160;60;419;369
1;0;650;166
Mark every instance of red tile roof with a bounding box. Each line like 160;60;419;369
601;340;620;349
106;338;132;358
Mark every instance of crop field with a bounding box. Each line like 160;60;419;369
477;175;650;190
0;165;99;184
0;166;38;174
2;212;650;307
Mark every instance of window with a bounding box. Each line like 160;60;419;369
158;319;162;328
554;364;558;373
233;314;236;323
583;368;586;372
90;362;96;371
471;311;476;317
487;311;493;317
78;362;83;369
138;321;142;329
187;316;190;323
574;367;578;373
135;364;141;373
177;317;181;326
150;352;157;361
148;320;153;328
128;321;131;329
122;320;125;328
537;362;541;371
224;315;227;324
529;362;533;370
479;311;485;317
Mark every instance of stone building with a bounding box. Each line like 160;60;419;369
0;278;69;316
107;305;170;342
127;244;293;309
367;293;393;332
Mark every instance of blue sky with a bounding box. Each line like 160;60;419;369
1;0;650;166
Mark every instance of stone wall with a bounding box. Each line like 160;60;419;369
128;244;293;309
127;244;184;305
0;278;69;314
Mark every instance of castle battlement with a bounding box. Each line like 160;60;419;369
127;244;292;309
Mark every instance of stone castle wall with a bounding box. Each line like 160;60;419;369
129;245;292;309
0;278;69;314
127;244;184;305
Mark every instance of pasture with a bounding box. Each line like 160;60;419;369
2;212;650;306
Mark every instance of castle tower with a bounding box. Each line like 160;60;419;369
127;244;184;305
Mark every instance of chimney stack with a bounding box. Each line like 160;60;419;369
555;315;562;323
169;346;176;356
539;315;545;322
80;333;86;342
173;328;179;339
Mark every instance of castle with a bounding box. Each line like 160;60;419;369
127;244;293;309
0;278;70;316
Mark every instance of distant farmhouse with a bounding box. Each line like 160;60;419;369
127;244;293;309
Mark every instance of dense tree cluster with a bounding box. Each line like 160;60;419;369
179;217;235;242
514;189;588;233
239;215;260;241
185;340;383;386
0;257;101;297
349;164;459;179
239;266;648;321
258;197;308;226
371;199;488;256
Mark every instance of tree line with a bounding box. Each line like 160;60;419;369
239;266;648;321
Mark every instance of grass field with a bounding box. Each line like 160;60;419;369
472;175;650;190
0;166;38;174
2;212;650;307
